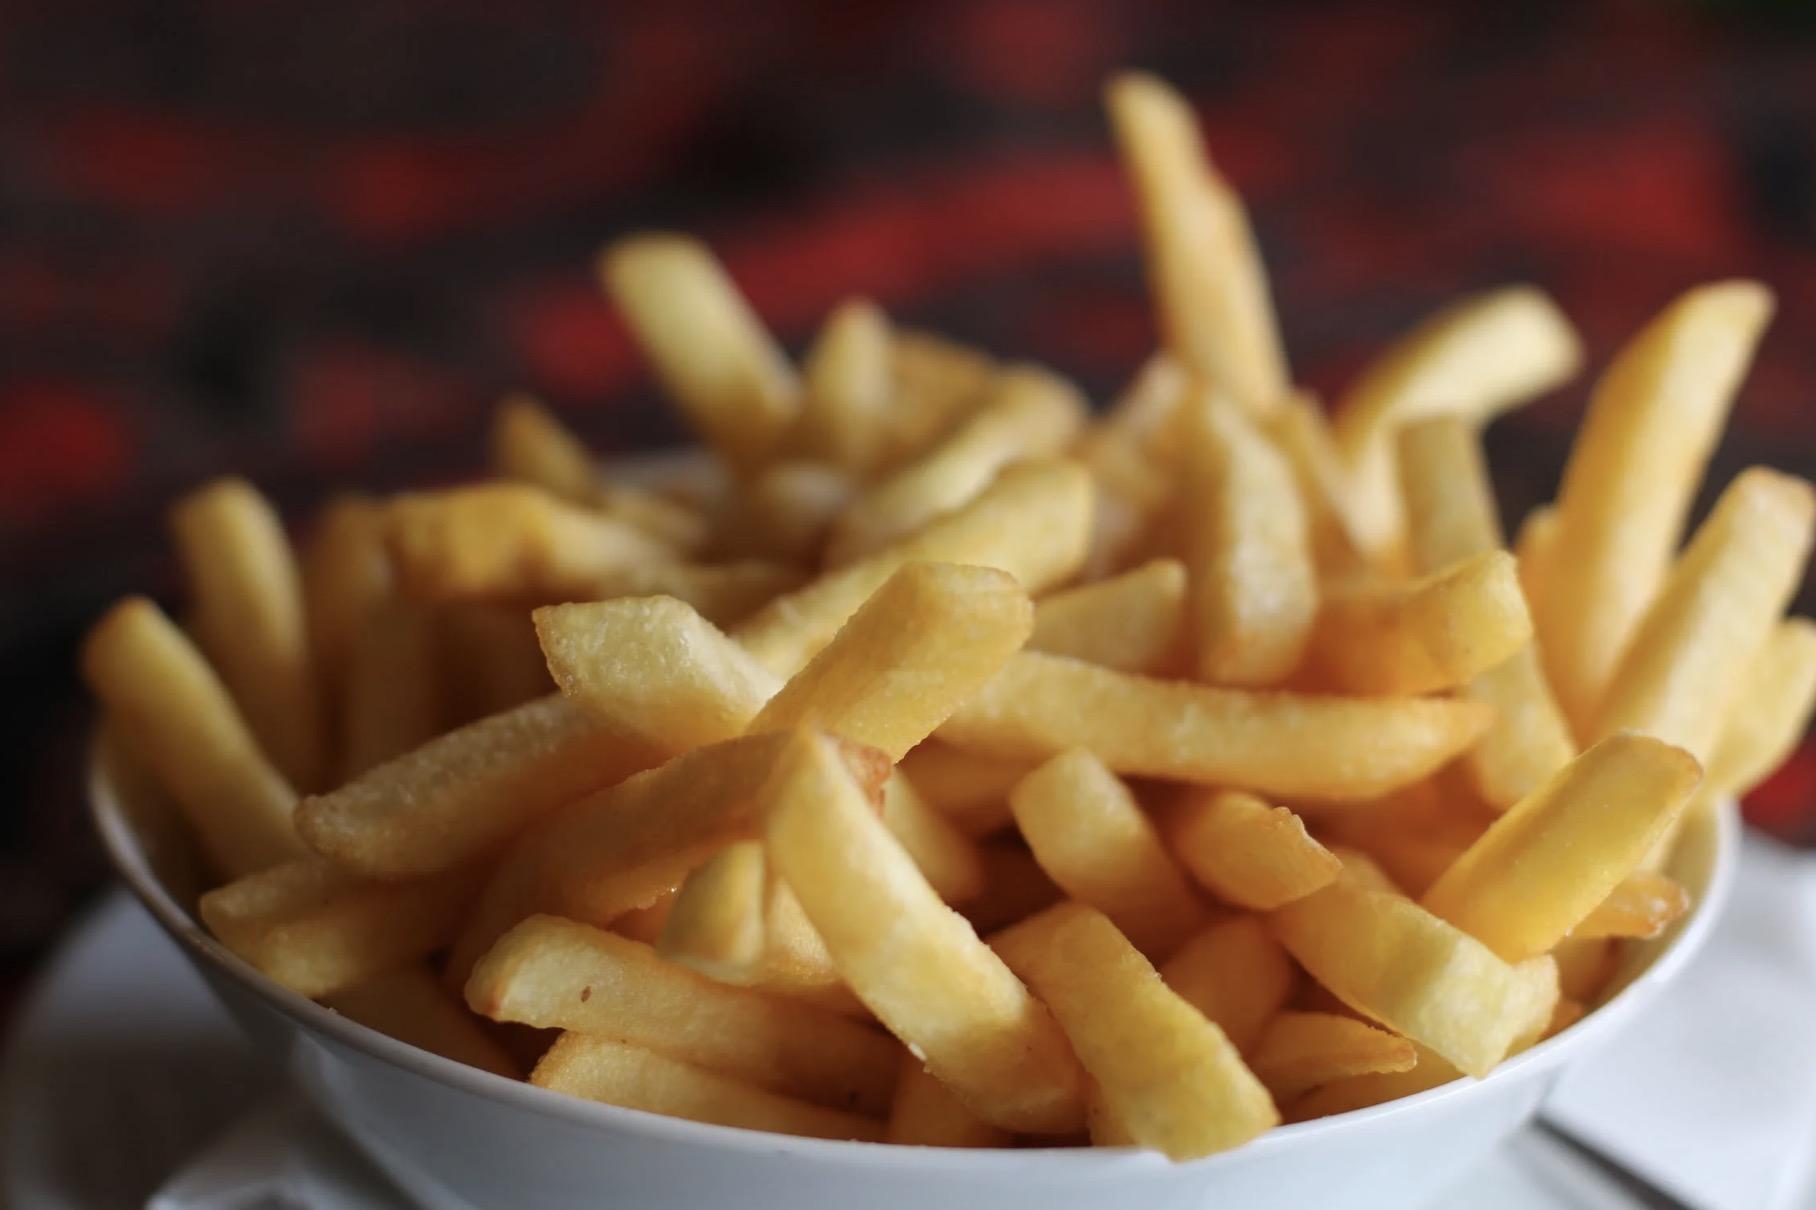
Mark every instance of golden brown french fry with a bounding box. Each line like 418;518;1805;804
1271;858;1560;1077
733;459;1092;678
1534;282;1773;733
435;602;552;724
200;857;476;999
656;840;768;979
532;1034;885;1141
1158;916;1297;1056
611;890;677;945
763;729;1086;1134
1105;72;1288;415
449;729;892;985
171;477;324;790
1265;393;1367;577
883;773;988;904
324;965;519;1078
1701;619;1816;800
1596;468;1816;761
754;878;868;1017
708;460;855;563
1569;872;1691;942
1246;1011;1417;1105
340;596;442;780
896;743;1031;837
1164;789;1341;911
1098;353;1190;458
1331;287;1582;560
1288;1042;1461;1121
535;596;780;753
879;329;999;473
746;561;1033;761
1009;749;1208;961
992;902;1279;1160
1180;389;1316;685
83;597;304;878
938;651;1494;801
1421;733;1701;962
599;234;800;473
295;694;662;880
491;394;708;552
794;297;894;475
468;914;899;1114
1302;551;1532;697
563;561;806;629
886;1055;1013;1147
1029;558;1187;675
1328;828;1471;900
1553;937;1621;1004
300;493;392;764
825;365;1088;565
386;484;678;603
1398;417;1576;807
1514;504;1558;621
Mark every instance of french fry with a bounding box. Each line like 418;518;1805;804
1514;504;1558;620
386;484;678;603
1398;417;1576;807
1302;551;1532;697
435;602;552;724
1421;733;1701;962
1271;858;1560;1077
325;965;519;1078
83;597;304;878
200;857;477;999
1331;287;1582;559
992;903;1279;1160
1246;1011;1417;1105
1553;937;1621;1004
1097;353;1189;458
535;596;780;753
1534;282;1773;733
1596;468;1816;761
656;840;768;979
1700;619;1816;800
1164;789;1341;911
295;693;663;880
1008;749;1209;961
886;1055;1013;1148
763;729;1087;1134
491;394;707;552
600;234;801;474
1288;1042;1461;1121
171;477;324;790
1158;916;1297;1056
746;561;1033;762
300;493;392;765
1332;828;1472;900
1105;72;1288;415
340;597;442;780
794;297;895;475
755;878;868;1017
468;914;899;1115
1265;393;1367;577
563;560;806;629
883;773;988;904
896;743;1030;837
1029;558;1187;675
532;1034;885;1141
708;460;854;563
1569;872;1691;942
733;459;1092;678
879;329;998;473
938;651;1494;801
1180;389;1317;686
825;364;1088;565
449;729;892;985
611;890;676;945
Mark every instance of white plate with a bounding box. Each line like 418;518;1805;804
1;890;1748;1210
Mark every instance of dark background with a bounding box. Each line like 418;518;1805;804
5;0;1816;1004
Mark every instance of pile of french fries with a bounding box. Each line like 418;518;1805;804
82;71;1816;1163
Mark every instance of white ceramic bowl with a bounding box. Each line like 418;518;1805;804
89;741;1738;1210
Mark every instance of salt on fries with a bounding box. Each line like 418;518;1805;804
84;69;1814;1156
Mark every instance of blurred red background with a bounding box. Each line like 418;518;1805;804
4;0;1816;992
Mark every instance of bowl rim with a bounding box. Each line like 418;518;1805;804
88;742;1741;1173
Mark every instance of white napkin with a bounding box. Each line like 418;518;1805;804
1543;830;1816;1210
146;833;1816;1210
